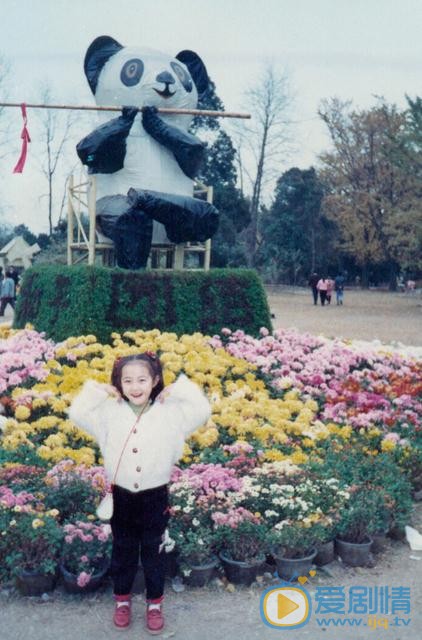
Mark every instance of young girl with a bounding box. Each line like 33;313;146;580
68;352;211;634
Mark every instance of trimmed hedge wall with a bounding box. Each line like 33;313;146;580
14;265;272;343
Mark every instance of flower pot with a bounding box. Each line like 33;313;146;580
388;526;406;541
182;555;219;587
314;540;335;566
219;551;265;586
60;560;109;594
335;537;373;567
371;533;388;555
15;568;58;596
273;548;317;582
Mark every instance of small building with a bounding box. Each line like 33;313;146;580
0;236;41;273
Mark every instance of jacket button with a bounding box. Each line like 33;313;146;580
132;448;138;453
133;429;137;434
136;466;141;472
134;483;139;489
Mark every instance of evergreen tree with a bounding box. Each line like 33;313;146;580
190;79;250;267
13;224;37;246
257;167;333;283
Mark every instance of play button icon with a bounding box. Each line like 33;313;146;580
278;592;300;619
260;586;311;629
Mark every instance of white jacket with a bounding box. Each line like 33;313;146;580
67;374;211;492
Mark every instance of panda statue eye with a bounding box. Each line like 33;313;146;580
170;62;192;93
120;59;144;86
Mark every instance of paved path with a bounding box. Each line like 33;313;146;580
266;286;422;346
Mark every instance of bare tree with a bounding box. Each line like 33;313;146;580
36;85;77;235
234;64;294;265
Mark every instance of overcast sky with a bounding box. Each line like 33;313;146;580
1;0;421;234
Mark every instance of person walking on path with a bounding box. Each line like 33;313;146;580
0;271;16;316
316;277;329;306
68;352;211;635
335;274;345;305
308;272;320;305
326;277;335;305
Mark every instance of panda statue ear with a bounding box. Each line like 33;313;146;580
175;50;209;97
84;35;123;94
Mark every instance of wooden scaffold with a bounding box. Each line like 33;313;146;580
67;173;213;271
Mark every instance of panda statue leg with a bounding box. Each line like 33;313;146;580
112;207;153;269
127;188;219;243
97;206;153;269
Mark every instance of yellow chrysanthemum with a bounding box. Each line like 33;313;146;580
14;405;31;421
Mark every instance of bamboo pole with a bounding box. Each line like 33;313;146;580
0;101;250;119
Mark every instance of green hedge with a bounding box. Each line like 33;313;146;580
14;265;272;343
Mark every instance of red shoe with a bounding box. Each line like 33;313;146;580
113;593;132;630
146;599;165;635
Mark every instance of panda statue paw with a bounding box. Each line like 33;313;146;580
122;106;140;122
141;105;158;117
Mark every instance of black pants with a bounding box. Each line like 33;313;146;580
319;290;327;305
311;287;318;305
0;297;15;315
110;483;170;598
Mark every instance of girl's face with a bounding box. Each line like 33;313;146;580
120;362;158;406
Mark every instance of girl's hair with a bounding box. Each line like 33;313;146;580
111;352;164;403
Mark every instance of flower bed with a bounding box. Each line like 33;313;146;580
0;324;420;586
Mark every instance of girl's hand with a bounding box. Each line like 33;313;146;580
156;384;174;403
92;381;122;401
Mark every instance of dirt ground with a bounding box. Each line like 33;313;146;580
266;286;422;347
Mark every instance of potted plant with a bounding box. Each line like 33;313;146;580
43;468;100;523
311;518;337;566
268;519;319;581
167;464;237;584
171;526;219;587
60;519;112;592
213;509;267;586
4;507;63;596
335;483;389;566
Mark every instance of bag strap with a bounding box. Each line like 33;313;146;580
110;401;150;488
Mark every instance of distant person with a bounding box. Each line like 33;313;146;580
0;270;16;316
355;275;361;288
7;266;19;286
397;275;405;292
334;274;345;305
326;277;335;305
317;277;329;306
406;280;416;293
308;272;320;305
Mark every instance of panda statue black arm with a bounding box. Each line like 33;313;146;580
141;106;205;179
76;106;204;179
76;108;138;174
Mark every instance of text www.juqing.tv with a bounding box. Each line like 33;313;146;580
316;616;411;629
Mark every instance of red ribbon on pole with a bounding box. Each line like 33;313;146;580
13;103;31;173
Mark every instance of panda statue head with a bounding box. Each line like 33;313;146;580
84;35;209;129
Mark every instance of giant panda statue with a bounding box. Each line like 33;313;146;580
76;35;219;269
